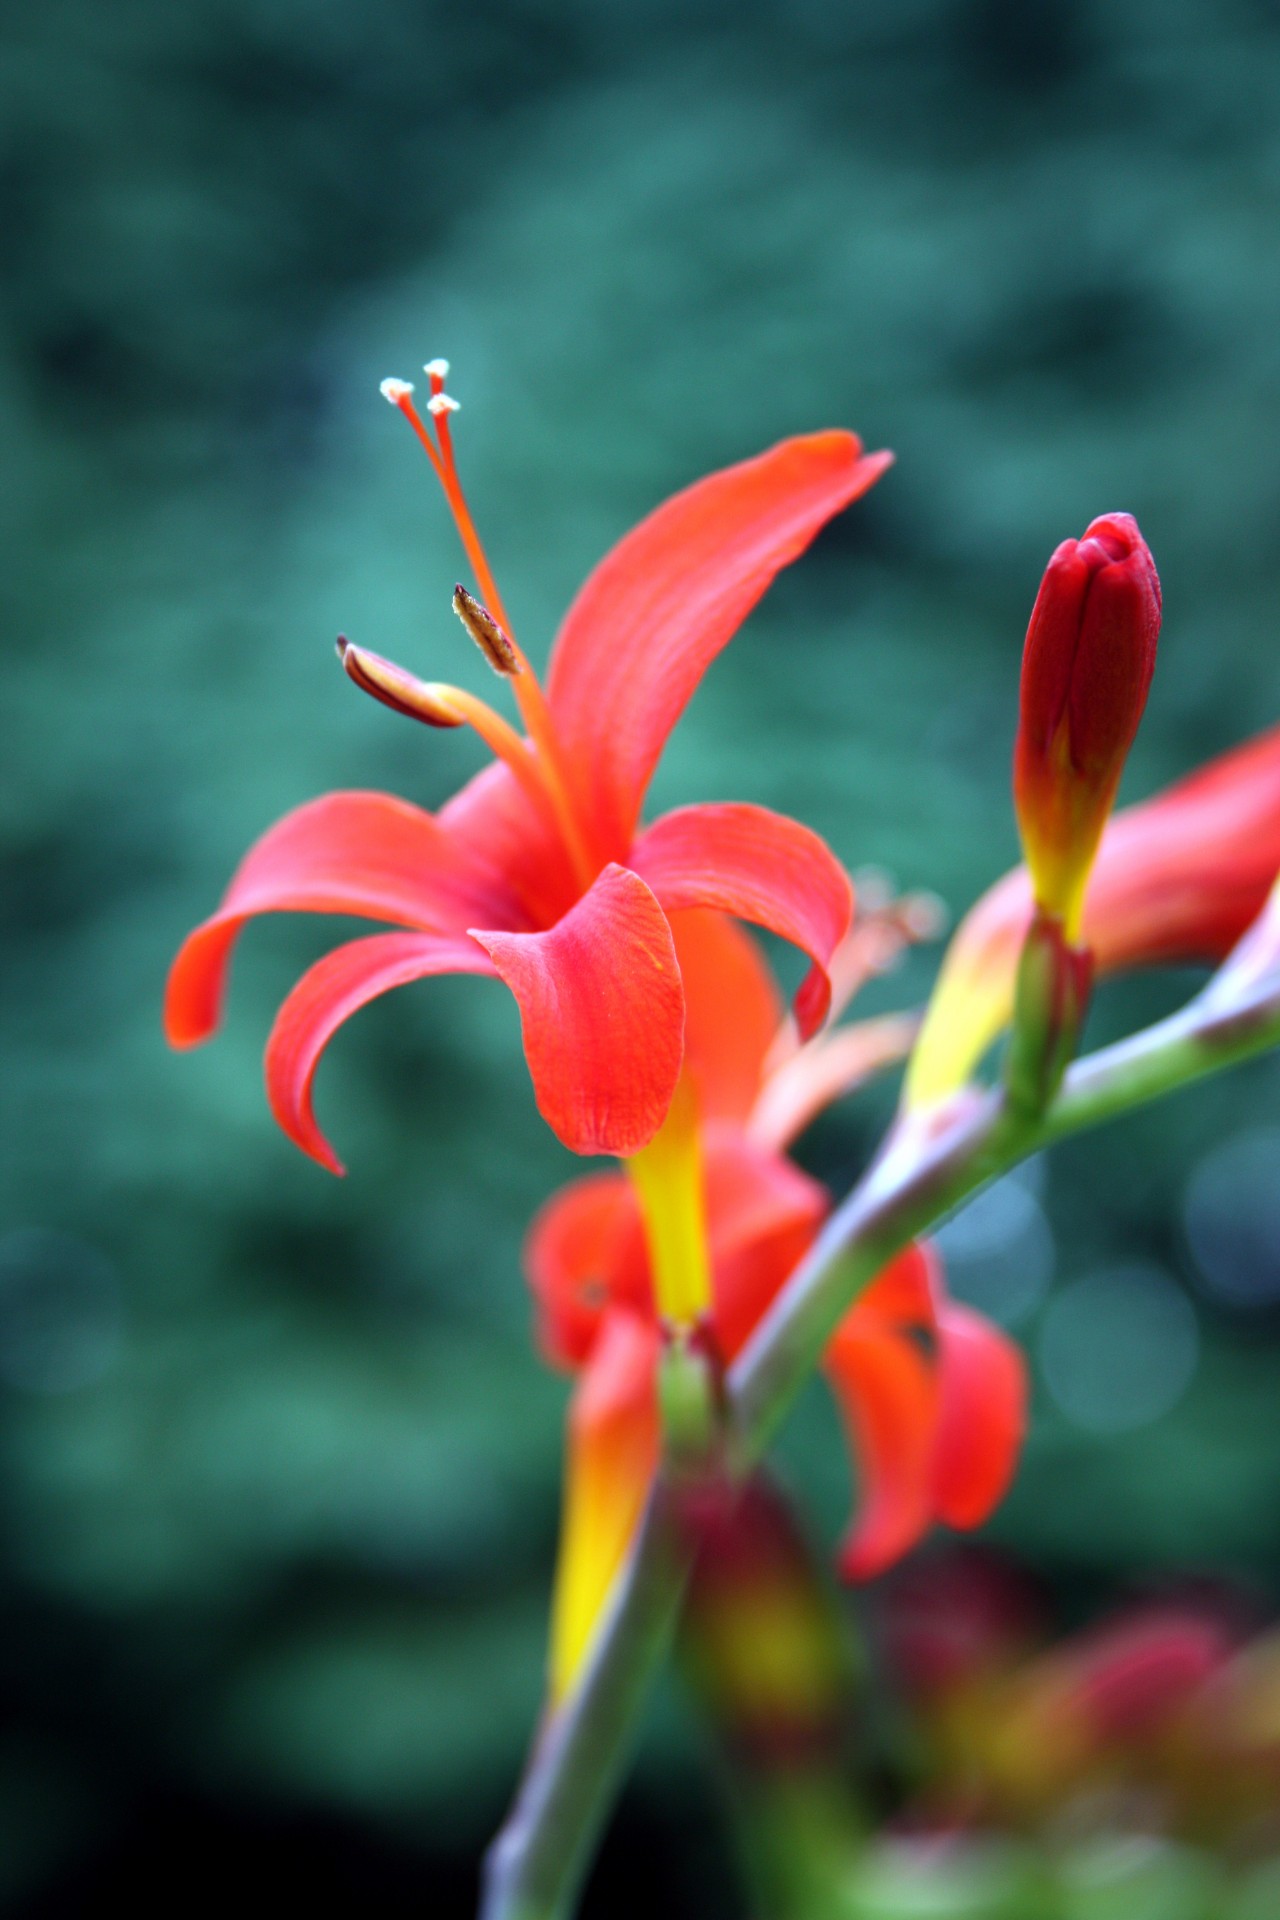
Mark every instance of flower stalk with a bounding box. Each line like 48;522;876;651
482;955;1280;1920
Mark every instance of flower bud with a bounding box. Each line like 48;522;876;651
1014;512;1161;938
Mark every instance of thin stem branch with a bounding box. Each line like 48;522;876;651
480;1491;687;1920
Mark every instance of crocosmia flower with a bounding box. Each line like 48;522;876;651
907;723;1280;1105
1014;512;1161;937
528;908;1025;1697
165;363;890;1167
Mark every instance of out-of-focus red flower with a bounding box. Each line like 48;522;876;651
166;368;889;1166
1013;512;1161;937
907;724;1280;1104
529;908;1026;1696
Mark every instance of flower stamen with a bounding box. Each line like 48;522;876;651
380;370;599;889
338;636;571;859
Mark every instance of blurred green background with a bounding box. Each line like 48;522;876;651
5;0;1280;1911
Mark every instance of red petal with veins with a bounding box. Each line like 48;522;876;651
930;1302;1027;1529
524;1173;647;1369
629;803;853;1039
826;1319;938;1581
547;432;893;857
666;909;782;1124
471;864;685;1157
264;931;495;1175
165;791;519;1049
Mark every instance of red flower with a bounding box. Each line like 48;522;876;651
907;723;1280;1105
1013;512;1161;936
165;367;891;1167
528;908;1026;1695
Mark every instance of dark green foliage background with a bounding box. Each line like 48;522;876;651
4;0;1280;1910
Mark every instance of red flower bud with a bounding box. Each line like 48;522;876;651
1013;512;1161;936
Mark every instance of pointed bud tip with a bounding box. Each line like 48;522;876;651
452;583;521;676
379;377;415;405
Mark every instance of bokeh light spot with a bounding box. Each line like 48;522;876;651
1184;1128;1280;1308
1039;1263;1199;1434
934;1164;1053;1328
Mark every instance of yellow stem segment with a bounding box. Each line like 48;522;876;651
626;1073;713;1328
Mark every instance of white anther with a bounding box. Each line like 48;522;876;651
380;377;415;404
427;392;460;416
423;358;450;381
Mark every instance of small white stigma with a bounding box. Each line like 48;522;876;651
427;392;460;417
380;377;415;404
423;358;450;381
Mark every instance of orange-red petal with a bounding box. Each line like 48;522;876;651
930;1302;1027;1530
524;1173;647;1369
165;791;519;1049
471;864;685;1157
437;758;580;929
546;432;893;858
667;909;783;1125
264;930;495;1175
629;803;854;1040
703;1131;828;1360
825;1319;938;1581
549;1309;662;1701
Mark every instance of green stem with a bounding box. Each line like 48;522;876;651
480;1490;686;1920
481;977;1280;1920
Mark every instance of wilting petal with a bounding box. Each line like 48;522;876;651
630;804;853;1039
165;791;519;1049
667;909;782;1124
931;1303;1027;1529
906;723;1280;1105
438;758;579;928
702;1131;828;1359
265;930;494;1175
472;864;684;1156
547;432;893;858
749;1013;920;1151
549;1310;661;1702
524;1174;647;1369
825;1318;938;1580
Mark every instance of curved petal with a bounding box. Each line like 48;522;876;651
667;909;783;1124
930;1303;1027;1530
906;723;1280;1106
264;931;494;1175
471;864;684;1157
629;804;854;1039
547;432;893;857
549;1310;661;1702
825;1320;938;1581
523;1174;647;1369
703;1130;828;1360
165;791;519;1049
437;758;580;929
749;1012;920;1151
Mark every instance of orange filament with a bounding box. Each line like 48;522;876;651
382;373;598;890
339;638;574;868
